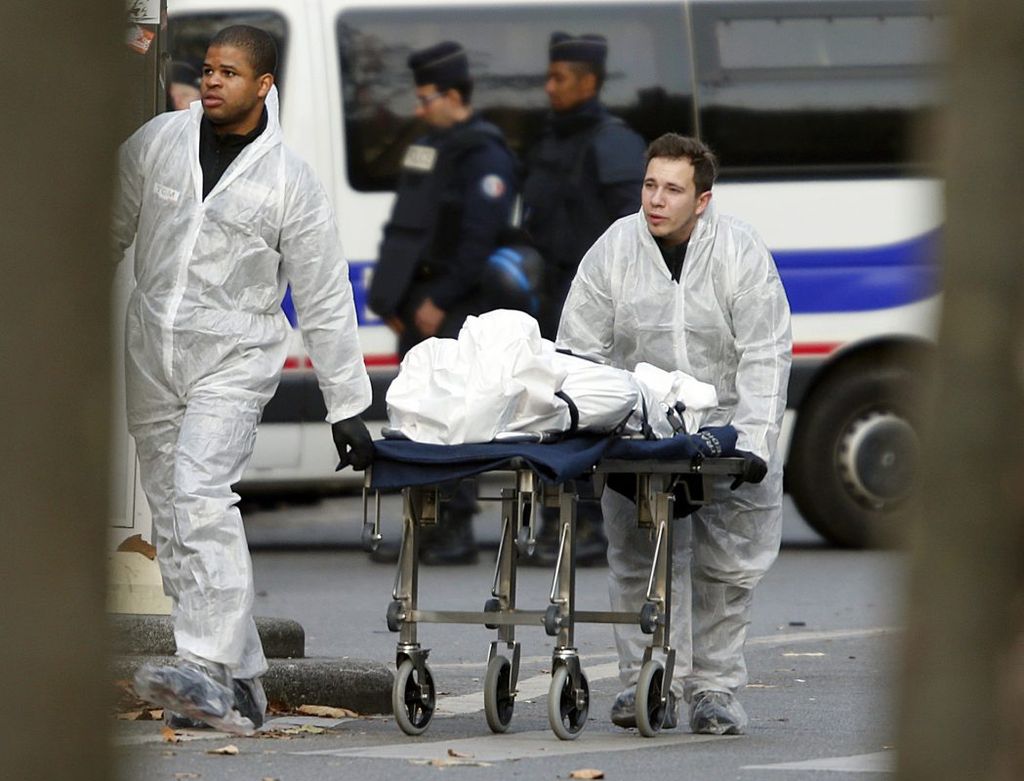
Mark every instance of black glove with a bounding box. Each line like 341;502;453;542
332;416;373;471
730;450;767;490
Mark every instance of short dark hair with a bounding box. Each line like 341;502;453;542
567;60;605;92
448;80;474;105
645;134;718;194
209;25;277;77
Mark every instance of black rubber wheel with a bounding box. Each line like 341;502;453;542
543;605;561;637
547;664;589;740
635;659;666;737
639;602;660;635
483;655;515;733
392;659;435;735
788;358;923;548
484;598;501;630
386;600;404;633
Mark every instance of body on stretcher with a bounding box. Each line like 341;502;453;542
361;431;748;740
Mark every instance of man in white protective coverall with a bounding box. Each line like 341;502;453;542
556;133;791;735
113;25;374;734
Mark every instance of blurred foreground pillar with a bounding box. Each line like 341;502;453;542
0;1;125;779
896;2;1024;780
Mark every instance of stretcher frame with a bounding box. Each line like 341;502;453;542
362;454;745;740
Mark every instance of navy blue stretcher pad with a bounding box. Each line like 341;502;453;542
368;428;737;490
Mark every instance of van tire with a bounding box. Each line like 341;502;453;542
788;361;921;548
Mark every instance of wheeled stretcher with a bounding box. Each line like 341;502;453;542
362;432;745;740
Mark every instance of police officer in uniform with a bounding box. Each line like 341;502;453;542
521;32;646;566
368;41;519;565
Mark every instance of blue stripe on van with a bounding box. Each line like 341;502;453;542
280;232;940;324
775;230;940;314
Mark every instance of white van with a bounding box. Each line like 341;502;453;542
166;0;945;547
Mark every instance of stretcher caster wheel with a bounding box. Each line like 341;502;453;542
543;604;561;637
483;654;515;733
639;602;660;635
548;664;589;740
392;659;435;735
484;598;501;630
386;600;404;632
635;659;666;737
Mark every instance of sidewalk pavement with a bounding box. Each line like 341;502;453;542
111;614;393;715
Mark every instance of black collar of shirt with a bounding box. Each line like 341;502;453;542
199;107;269;198
656;236;689;283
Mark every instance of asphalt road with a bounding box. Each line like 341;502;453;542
114;490;908;780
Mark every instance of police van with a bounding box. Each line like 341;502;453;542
165;0;945;547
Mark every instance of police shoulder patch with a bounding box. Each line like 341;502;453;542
480;174;506;199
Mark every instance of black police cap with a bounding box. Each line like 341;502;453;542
408;41;469;88
549;32;608;66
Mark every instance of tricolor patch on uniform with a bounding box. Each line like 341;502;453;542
480;174;506;199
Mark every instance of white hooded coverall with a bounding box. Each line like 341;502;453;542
113;88;372;679
556;206;791;703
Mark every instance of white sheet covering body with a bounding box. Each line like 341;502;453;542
113;88;371;679
385;310;717;443
556;206;791;710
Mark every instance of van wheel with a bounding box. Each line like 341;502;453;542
788;362;921;548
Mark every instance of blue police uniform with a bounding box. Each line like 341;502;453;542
370;115;518;356
523;97;646;339
367;40;519;565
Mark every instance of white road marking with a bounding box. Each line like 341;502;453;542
436;662;621;716
295;729;734;760
748;627;899;648
742;750;896;773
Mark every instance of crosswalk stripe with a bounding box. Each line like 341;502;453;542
294;728;733;759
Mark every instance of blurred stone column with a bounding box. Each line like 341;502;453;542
896;1;1024;779
0;1;126;779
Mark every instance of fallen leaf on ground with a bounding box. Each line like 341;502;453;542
447;748;473;758
161;725;181;743
207;745;239;756
296;704;359;719
117;711;144;721
569;770;605;779
116;533;157;559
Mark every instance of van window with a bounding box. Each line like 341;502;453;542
690;1;944;177
337;3;695;192
168;13;289;100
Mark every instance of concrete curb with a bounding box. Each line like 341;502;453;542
112;656;393;715
111;614;305;659
112;614;393;715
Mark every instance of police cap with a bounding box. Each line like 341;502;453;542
548;32;608;66
408;41;470;89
